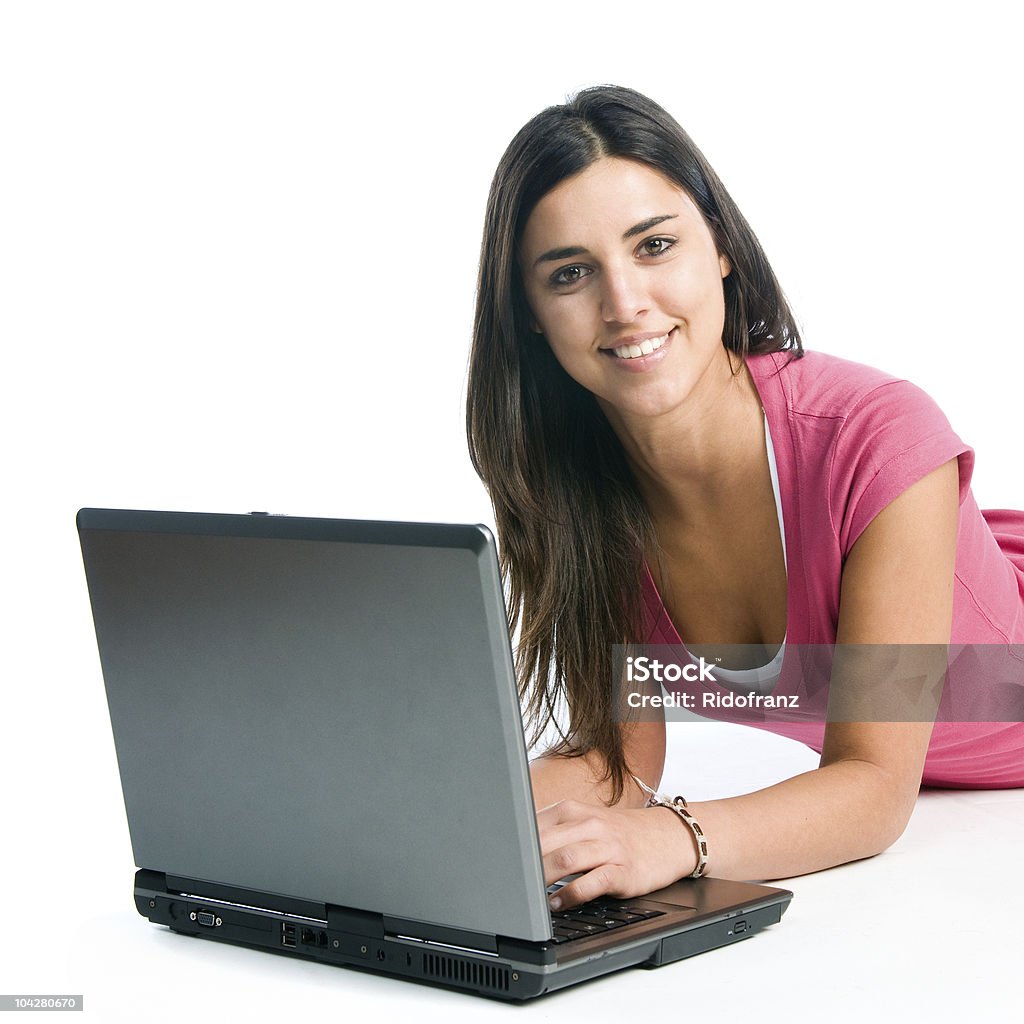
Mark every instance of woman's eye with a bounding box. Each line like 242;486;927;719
551;264;590;287
641;237;675;257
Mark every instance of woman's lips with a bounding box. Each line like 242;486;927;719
601;327;676;370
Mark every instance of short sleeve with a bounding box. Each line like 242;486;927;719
829;379;974;557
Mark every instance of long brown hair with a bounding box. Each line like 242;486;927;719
466;85;802;801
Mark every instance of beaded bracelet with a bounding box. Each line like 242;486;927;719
632;775;710;879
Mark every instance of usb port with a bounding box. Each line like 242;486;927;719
282;922;297;948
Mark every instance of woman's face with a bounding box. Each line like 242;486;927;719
519;156;732;424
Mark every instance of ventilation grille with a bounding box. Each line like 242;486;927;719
422;952;510;992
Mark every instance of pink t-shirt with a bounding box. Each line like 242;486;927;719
641;350;1024;788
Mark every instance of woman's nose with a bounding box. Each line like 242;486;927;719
600;264;648;324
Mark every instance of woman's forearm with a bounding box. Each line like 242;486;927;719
529;751;652;811
683;759;914;882
529;718;667;812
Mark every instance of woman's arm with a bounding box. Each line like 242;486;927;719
540;458;960;905
530;717;666;811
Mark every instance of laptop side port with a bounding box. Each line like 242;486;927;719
196;911;217;928
282;922;297;948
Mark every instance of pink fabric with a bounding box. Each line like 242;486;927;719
641;350;1024;788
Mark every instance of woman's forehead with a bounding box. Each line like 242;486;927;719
521;157;705;250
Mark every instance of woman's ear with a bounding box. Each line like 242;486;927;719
719;253;732;279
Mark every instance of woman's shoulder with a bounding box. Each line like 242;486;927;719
746;348;915;419
749;349;974;555
749;348;966;462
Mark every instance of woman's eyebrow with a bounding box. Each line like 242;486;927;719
533;214;680;267
534;244;587;267
622;213;678;239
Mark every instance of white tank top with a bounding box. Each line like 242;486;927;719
709;411;786;696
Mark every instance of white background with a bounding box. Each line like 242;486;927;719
1;1;1021;1021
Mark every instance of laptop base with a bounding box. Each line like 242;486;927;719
135;869;791;1001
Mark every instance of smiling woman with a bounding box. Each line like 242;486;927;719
466;85;1024;910
520;157;733;421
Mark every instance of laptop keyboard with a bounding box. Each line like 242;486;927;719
548;900;664;944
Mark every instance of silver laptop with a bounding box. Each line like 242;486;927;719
77;508;792;1000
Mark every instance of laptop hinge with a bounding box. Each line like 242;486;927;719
382;915;498;955
326;904;385;939
394;934;500;958
162;873;327;920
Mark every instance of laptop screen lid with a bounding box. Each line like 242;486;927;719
78;509;552;942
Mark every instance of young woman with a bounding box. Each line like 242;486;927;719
465;85;1024;911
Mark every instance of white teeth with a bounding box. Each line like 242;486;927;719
611;331;669;359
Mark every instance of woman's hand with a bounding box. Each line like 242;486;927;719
538;799;697;910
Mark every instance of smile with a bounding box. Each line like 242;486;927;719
605;330;673;360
